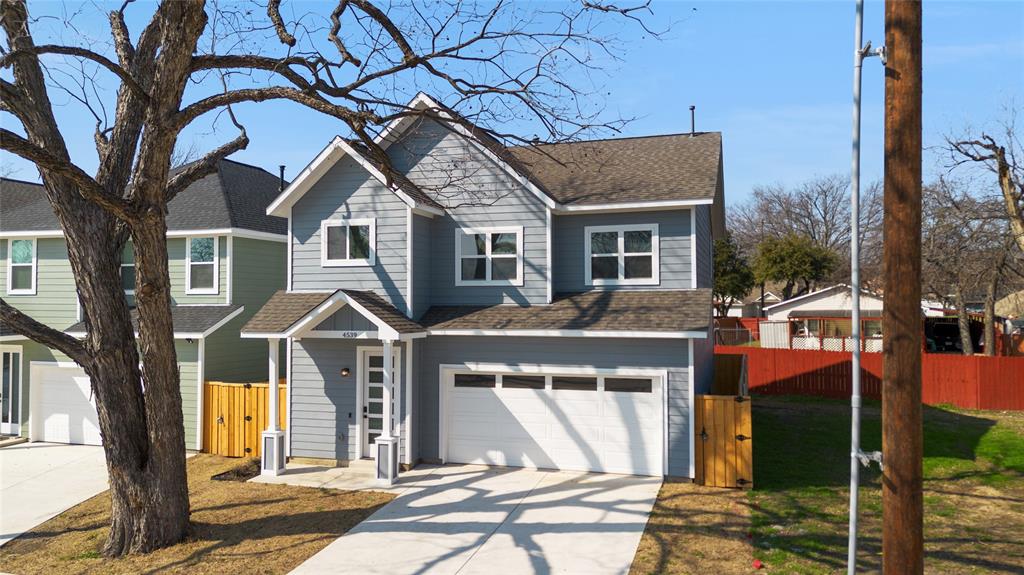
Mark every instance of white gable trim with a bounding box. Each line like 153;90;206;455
265;137;443;218
555;198;714;214
240;290;408;341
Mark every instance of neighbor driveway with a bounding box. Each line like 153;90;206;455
290;464;661;575
0;442;108;546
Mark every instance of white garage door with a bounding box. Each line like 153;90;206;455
33;364;101;445
444;369;663;476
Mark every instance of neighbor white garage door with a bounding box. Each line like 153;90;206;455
32;364;101;445
444;369;664;476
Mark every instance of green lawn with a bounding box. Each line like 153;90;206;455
750;396;1024;574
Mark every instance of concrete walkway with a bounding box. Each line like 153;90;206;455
288;464;661;575
0;443;108;546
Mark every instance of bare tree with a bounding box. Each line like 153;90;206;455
0;0;656;555
728;174;884;285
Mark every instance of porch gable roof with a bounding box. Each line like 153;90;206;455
241;289;425;339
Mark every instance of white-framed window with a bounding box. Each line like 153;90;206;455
321;218;376;267
584;223;659;286
185;236;219;295
454;226;524;286
120;241;135;295
6;238;36;295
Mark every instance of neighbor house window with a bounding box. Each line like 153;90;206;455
120;242;135;295
455;227;523;286
186;236;218;294
6;239;36;295
584;224;659;286
321;218;376;267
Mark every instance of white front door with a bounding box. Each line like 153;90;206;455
32;364;102;445
1;348;22;436
444;370;664;476
361;349;401;458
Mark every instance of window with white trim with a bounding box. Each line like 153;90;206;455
186;236;219;294
6;239;36;295
321;218;376;267
584;224;659;286
120;241;135;295
455;227;523;286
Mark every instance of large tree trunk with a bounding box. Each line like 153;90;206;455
955;288;974;355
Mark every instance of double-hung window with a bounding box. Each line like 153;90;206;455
584;224;659;286
321;218;376;267
186;236;219;294
6;238;36;295
455;227;523;286
120;242;136;295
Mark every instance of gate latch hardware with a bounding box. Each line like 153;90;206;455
244;415;252;422
216;415;224;425
737;478;751;487
244;447;251;454
700;427;709;442
735;434;749;441
244;383;252;389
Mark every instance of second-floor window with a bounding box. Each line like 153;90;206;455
584;224;660;286
120;242;135;295
6;238;36;295
321;218;376;267
455;227;523;286
186;236;219;295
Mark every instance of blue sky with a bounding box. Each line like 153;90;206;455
2;1;1022;207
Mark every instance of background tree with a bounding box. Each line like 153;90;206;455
729;174;884;285
713;233;755;316
752;234;838;300
0;0;655;555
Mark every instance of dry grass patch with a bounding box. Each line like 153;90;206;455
0;454;393;574
630;479;753;575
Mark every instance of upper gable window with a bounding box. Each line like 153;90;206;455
584;224;659;286
186;236;219;295
7;238;36;295
455;227;523;286
321;218;376;267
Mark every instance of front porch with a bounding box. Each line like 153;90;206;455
240;289;428;485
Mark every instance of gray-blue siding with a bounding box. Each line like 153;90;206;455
695;205;713;289
290;155;408;311
414;336;693;477
553;210;695;293
411;213;432;319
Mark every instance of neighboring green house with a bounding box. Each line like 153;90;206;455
0;159;287;450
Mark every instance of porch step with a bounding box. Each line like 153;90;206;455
0;436;29;448
344;458;377;471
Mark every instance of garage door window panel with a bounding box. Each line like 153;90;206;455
454;373;496;388
551;376;598;391
455;227;524;286
502;375;546;389
584;224;659;286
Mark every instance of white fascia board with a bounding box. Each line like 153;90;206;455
0;335;25;342
65;330;206;339
266;137;344;217
427;328;708;339
555;198;715;214
2;228;287;242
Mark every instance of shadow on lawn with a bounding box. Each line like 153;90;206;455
750;396;998;490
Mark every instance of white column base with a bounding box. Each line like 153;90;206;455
375;434;399;486
261;430;286;477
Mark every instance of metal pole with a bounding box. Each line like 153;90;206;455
882;0;924;572
846;1;866;572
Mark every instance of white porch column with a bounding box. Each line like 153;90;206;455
261;338;285;476
375;338;398;485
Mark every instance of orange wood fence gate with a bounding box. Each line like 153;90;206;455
694;395;753;489
202;380;286;458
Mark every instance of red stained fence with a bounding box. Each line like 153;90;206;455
716;346;1024;411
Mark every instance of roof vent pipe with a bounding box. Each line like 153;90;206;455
689;105;696;136
279;165;286;192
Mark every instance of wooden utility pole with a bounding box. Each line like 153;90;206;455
882;1;924;573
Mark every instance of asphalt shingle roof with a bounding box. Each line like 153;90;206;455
65;304;243;336
0;159;287;234
507;133;722;206
348;142;444;210
241;290;424;335
420;289;713;333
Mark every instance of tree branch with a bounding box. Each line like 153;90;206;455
0;298;89;365
0;45;149;103
165;118;249;202
174;86;378;130
267;0;297;47
0;128;136;221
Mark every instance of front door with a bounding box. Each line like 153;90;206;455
1;348;23;436
361;350;400;458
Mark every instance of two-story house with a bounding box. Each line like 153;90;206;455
0;159;286;450
242;94;723;481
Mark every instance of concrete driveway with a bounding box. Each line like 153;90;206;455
0;442;108;546
290;464;661;575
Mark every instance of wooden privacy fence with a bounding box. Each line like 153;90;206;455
694;395;753;489
716;346;1024;411
203;380;286;458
